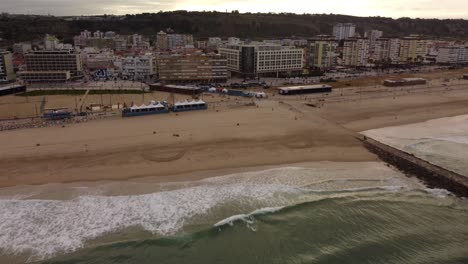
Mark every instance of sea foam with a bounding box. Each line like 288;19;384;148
0;183;299;261
0;163;420;261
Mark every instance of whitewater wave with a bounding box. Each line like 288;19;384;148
0;183;300;262
214;206;285;227
0;163;430;262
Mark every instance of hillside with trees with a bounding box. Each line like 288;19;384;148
1;11;467;46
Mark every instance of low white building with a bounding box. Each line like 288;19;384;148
120;53;157;80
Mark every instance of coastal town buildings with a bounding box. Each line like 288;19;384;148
399;35;428;63
342;38;370;66
120;53;157;80
207;37;223;49
373;38;401;64
156;31;193;50
308;35;338;68
365;30;384;57
156;31;169;50
0;50;16;83
219;42;304;76
333;23;356;40
158;53;228;83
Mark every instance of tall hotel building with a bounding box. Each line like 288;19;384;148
399;36;428;63
333;23;356;41
308;35;338;68
218;42;304;77
342;38;370;66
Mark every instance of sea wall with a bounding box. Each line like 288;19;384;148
362;137;468;198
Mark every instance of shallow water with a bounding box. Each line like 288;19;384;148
0;162;467;263
44;190;468;264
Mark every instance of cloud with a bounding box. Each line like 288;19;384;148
2;0;468;19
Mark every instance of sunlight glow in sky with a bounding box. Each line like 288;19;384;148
3;0;468;19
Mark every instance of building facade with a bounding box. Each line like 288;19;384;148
333;23;356;40
0;50;16;83
342;38;370;66
373;38;401;64
365;30;384;57
121;53;157;80
20;49;82;82
219;43;304;76
308;35;338;68
399;36;428;63
158;53;228;83
436;46;468;64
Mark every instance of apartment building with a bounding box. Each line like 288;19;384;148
436;46;468;64
308;35;338;68
74;30;117;49
19;49;82;82
156;31;169;50
365;30;383;56
342;38;370;66
373;38;401;64
168;34;194;50
219;42;304;76
156;32;194;50
121;53;157;80
158;53;228;83
399;36;428;63
0;50;16;83
333;23;356;40
207;37;223;49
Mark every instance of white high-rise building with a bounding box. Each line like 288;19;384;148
436;46;468;64
333;23;356;41
373;38;401;64
342;38;370;66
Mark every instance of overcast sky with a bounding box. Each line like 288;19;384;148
3;0;468;19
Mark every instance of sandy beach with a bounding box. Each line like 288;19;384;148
1;72;468;187
1;72;468;264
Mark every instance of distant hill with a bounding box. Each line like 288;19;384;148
1;11;468;46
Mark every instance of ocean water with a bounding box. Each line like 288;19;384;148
362;114;468;176
0;162;467;263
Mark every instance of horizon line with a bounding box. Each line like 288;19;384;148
2;10;467;21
